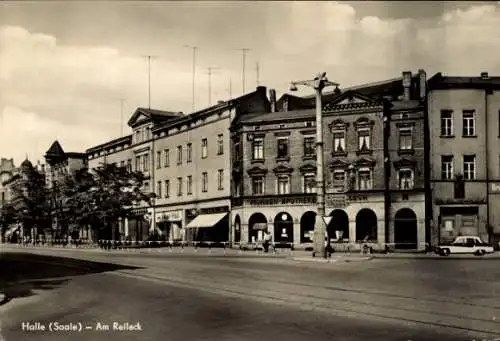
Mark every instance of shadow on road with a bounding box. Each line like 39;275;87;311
0;252;142;305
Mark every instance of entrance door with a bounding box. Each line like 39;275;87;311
394;208;418;249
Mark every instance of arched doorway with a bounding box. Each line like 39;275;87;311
394;208;418;249
274;212;294;245
300;211;316;243
248;213;267;243
234;215;241;243
355;209;378;242
327;209;349;241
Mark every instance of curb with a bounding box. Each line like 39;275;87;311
292;256;373;263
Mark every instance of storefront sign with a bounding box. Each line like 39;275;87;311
347;194;369;202
491;183;500;193
326;194;346;207
246;196;315;207
162;211;182;222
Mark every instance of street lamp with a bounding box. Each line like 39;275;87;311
290;72;340;258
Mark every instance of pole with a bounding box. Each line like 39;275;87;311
240;48;250;94
229;79;232;99
256;62;260;86
147;56;151;109
208;66;218;106
314;86;327;259
184;46;198;112
119;99;125;137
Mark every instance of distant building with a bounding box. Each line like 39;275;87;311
428;72;500;245
0;158;18;207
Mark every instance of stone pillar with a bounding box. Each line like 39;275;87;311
377;219;386;250
349;220;356;244
124;218;129;238
417;218;425;251
241;223;249;244
293;222;301;247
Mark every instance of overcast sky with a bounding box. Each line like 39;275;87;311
1;1;500;166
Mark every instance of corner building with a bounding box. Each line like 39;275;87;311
231;71;428;251
428;72;500;246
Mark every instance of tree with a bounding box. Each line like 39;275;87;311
62;163;154;241
7;162;51;239
0;203;18;242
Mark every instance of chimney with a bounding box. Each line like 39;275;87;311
269;89;276;113
418;69;427;101
481;72;489;79
256;86;266;94
402;71;412;101
217;100;224;104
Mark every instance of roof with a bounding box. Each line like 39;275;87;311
86;135;132;154
238;109;315;124
127;107;184;127
21;159;33;168
45;141;65;157
428;72;500;90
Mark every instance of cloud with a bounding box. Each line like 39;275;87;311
1;2;500;165
0;106;109;165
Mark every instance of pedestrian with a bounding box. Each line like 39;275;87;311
263;231;272;253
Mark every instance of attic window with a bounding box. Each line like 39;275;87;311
279;124;286;129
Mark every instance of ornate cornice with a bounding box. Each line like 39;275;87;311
273;165;294;174
355;158;376;168
328;119;349;131
299;164;317;173
247;166;268;176
354;117;375;128
393;158;416;169
329;159;350;169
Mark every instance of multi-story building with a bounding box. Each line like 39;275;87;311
85;87;269;243
151;86;269;243
44;140;87;239
231;71;429;251
0;158;17;207
87;108;184;241
428;72;500;245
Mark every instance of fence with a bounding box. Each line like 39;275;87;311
5;239;433;255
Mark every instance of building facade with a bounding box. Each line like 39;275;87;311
428;72;500;246
230;71;429;251
0;158;18;207
85;87;270;243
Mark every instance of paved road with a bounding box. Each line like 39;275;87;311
1;247;499;341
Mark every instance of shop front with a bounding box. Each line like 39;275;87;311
155;210;183;242
184;206;230;244
231;194;317;249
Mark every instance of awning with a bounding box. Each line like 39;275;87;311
251;223;268;230
185;213;228;229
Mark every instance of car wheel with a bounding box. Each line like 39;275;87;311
475;249;485;256
442;248;451;256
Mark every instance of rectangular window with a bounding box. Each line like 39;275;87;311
135;130;141;143
156;151;161;169
177;177;183;196
164;149;170;167
303;174;316;193
277;138;289;158
252;176;264;195
144;181;150;192
146;127;151;140
277;175;290;194
187;175;193;195
398;169;414;190
135;156;141;171
217;169;224;190
358;169;372;190
201;138;208;159
399;128;413;150
127;159;132;172
202;172;208;192
252;138;264;160
333;131;346;153
217;134;224;155
156;180;162;198
441;155;454;180
234;140;241;161
177;146;182;165
187;143;192;163
143;154;149;172
441;110;453;136
303;136;315;156
357;128;371;151
463;155;476;180
333;170;346;192
164;180;170;198
120;160;125;168
462;110;476;137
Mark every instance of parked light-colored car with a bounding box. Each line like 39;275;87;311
435;236;494;256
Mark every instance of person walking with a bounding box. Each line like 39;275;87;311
263;231;272;253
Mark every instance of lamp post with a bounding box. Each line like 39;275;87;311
290;73;339;258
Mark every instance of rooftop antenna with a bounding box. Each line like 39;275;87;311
119;98;125;137
184;45;199;112
239;48;250;94
207;66;219;106
256;62;260;86
142;55;157;109
229;78;233;99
